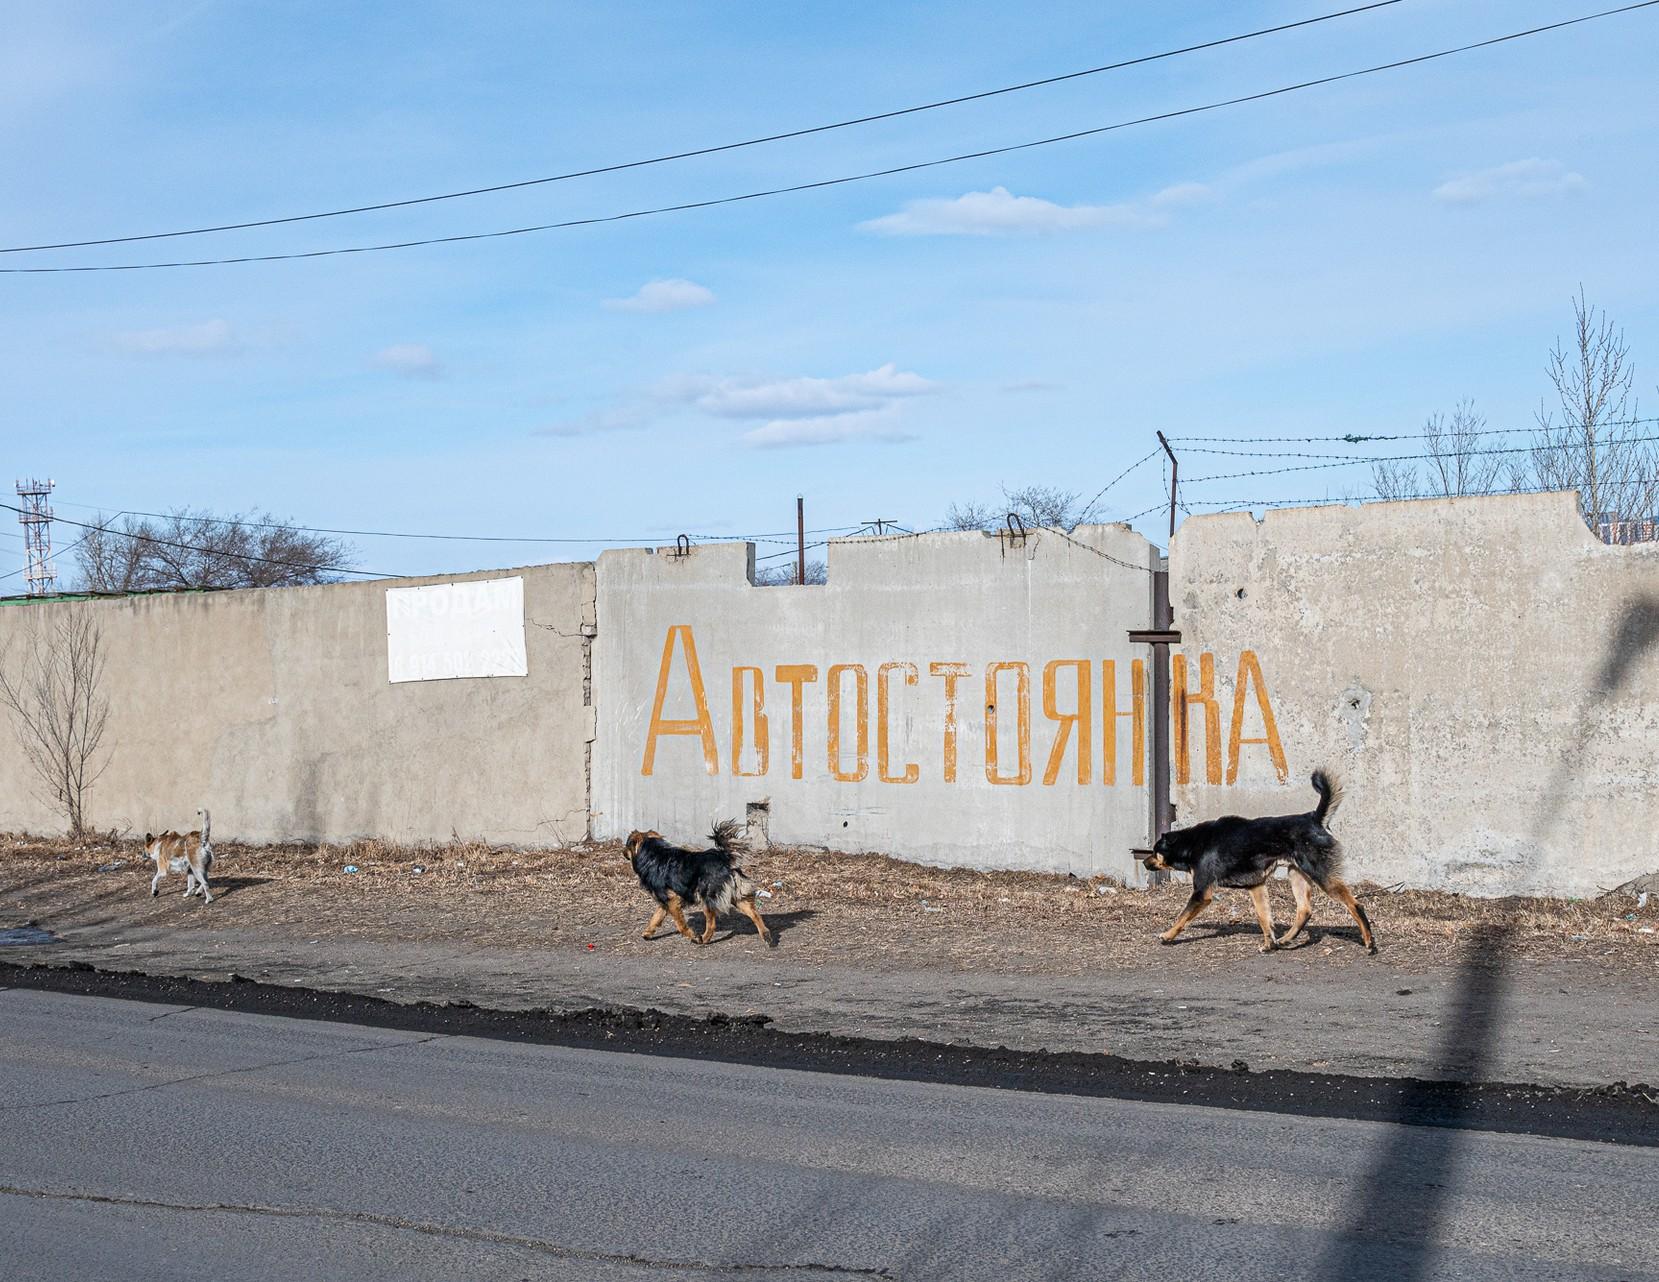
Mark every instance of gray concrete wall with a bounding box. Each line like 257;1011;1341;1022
0;563;594;846
1171;491;1659;898
591;527;1160;880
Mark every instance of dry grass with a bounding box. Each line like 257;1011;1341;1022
2;830;1655;977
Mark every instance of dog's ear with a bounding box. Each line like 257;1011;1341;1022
624;831;644;858
143;832;153;844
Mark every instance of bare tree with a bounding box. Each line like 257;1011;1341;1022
0;612;112;835
75;509;357;592
1370;456;1421;501
1372;400;1520;501
754;558;827;586
945;484;1085;532
1532;288;1654;535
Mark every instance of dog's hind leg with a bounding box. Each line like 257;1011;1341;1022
196;866;213;904
735;896;773;946
641;905;667;940
1319;877;1376;954
664;892;698;941
150;868;162;897
700;902;719;944
1158;885;1215;944
1248;884;1278;952
1276;868;1315;946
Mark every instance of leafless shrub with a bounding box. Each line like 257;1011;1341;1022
0;612;112;835
946;484;1085;532
754;559;827;586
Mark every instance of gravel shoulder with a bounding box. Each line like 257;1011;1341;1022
3;833;1656;1089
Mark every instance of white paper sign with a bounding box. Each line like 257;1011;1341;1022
386;576;528;683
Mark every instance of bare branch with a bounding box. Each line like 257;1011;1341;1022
0;612;113;835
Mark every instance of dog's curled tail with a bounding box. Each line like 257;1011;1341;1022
198;808;211;843
708;817;745;852
1311;771;1343;825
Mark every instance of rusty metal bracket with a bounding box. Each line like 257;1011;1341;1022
1000;513;1029;557
1128;629;1182;645
672;534;691;558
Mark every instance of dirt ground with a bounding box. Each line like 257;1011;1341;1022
5;832;1657;1089
2;831;1654;975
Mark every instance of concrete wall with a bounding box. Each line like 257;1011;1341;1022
0;563;594;845
1171;491;1659;898
591;526;1160;880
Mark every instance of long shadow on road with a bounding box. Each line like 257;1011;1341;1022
1322;594;1659;1278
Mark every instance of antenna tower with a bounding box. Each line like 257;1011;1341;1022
15;478;57;596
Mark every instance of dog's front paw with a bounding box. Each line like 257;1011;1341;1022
1158;933;1178;945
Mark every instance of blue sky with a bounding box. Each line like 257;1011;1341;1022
3;0;1657;581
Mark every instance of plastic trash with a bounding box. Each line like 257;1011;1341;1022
755;888;773;899
97;859;127;872
1640;891;1651;909
411;865;426;875
342;864;359;874
1094;883;1118;896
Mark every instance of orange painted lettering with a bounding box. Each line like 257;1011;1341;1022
1103;658;1146;787
928;662;971;783
1226;650;1289;784
774;664;818;780
641;625;718;776
730;666;769;778
1041;660;1091;786
1171;651;1222;786
827;664;869;782
877;662;920;784
985;662;1032;786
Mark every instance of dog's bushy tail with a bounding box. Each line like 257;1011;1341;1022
708;817;745;852
198;807;213;872
1311;770;1343;825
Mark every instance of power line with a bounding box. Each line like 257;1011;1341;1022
47;500;868;546
10;1;1655;274
0;502;401;580
0;2;1404;255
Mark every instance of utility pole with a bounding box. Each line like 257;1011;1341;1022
864;517;898;536
1156;432;1178;541
15;478;56;597
796;495;805;586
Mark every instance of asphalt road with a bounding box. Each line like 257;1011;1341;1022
1;988;1654;1282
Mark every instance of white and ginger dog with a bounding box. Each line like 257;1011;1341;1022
145;808;215;904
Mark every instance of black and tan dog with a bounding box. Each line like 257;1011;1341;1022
624;819;773;946
1141;771;1375;953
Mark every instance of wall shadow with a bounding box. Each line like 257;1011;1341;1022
1320;594;1659;1277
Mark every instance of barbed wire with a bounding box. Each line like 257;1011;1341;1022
1169;415;1659;447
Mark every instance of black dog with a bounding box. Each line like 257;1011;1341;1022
624;819;773;946
1140;770;1375;953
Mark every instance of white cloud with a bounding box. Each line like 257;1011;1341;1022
743;410;917;449
373;343;441;378
858;183;1208;237
111;318;236;356
602;278;716;313
659;363;937;420
1432;158;1585;205
533;404;652;438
